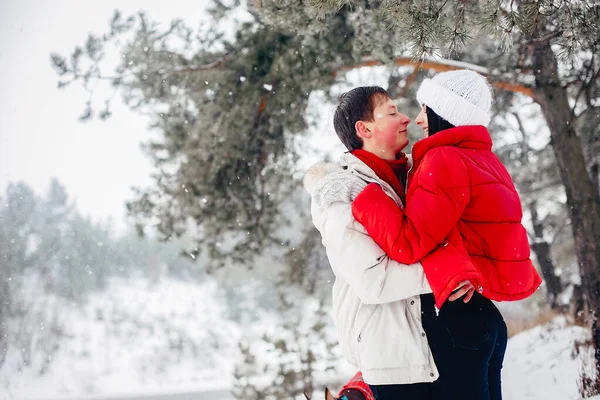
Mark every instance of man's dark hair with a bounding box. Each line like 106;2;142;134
333;86;391;151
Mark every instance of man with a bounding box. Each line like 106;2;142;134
305;86;450;399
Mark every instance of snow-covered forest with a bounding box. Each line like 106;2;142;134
1;0;599;399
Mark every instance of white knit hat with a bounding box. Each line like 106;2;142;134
416;69;492;127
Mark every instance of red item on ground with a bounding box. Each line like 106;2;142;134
338;371;374;400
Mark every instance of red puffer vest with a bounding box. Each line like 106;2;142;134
352;125;542;308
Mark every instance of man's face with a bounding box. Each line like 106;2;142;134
362;97;411;159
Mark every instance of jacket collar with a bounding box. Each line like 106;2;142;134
340;152;413;180
303;152;413;208
341;153;406;207
411;125;492;167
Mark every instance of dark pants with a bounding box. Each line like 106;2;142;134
369;293;507;400
422;293;508;400
369;382;432;399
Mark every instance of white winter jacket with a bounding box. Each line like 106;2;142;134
304;153;439;385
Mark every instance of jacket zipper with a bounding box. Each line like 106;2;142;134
406;150;418;190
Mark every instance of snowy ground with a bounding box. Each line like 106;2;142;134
502;317;593;400
0;278;241;400
0;278;595;400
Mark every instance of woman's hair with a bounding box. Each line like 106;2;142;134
425;106;455;136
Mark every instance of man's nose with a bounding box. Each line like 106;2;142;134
400;114;411;125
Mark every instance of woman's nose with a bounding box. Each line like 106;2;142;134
415;114;424;126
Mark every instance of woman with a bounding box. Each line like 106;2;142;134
351;69;542;399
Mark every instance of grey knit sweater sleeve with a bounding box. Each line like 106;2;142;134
310;166;369;211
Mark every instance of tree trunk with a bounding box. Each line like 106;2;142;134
572;284;588;326
531;41;600;375
593;163;599;204
531;241;561;307
529;202;563;309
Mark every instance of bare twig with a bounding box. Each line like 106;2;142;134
569;60;597;117
167;54;231;74
521;30;563;46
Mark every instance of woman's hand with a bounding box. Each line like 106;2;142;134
449;280;475;303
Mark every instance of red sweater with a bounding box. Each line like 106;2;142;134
352;149;408;204
352;125;541;307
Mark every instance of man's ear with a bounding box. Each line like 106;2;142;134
355;120;371;140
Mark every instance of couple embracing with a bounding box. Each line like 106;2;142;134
304;70;541;400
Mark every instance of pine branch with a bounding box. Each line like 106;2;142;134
166;54;232;74
335;55;536;99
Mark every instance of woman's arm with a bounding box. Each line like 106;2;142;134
351;148;471;264
318;202;432;305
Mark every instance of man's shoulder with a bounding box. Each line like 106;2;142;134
304;162;330;194
303;162;344;194
305;162;369;212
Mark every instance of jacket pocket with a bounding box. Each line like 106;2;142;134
352;304;379;366
356;302;429;369
356;305;379;344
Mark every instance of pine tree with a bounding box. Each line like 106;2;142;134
0;182;40;367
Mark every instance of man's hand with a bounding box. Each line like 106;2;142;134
449;280;475;303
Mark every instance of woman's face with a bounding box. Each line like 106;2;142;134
415;104;429;137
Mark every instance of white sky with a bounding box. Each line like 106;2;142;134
0;0;211;230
